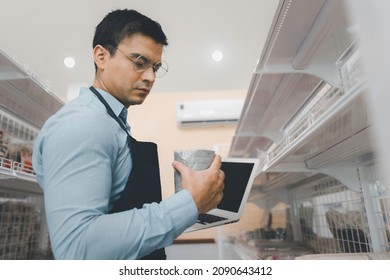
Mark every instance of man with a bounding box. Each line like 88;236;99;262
32;9;224;260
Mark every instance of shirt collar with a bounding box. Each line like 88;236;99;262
81;86;125;118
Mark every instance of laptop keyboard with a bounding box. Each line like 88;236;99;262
197;213;227;225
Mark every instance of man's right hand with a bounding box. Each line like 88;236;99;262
172;155;225;213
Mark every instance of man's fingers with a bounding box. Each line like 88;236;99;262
209;154;222;170
172;160;187;174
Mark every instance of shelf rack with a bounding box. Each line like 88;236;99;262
0;49;63;259
228;0;390;259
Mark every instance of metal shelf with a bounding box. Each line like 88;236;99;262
0;49;63;129
229;0;371;192
0;48;58;259
0;158;41;195
225;0;390;258
0;48;62;194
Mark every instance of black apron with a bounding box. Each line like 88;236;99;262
90;86;166;260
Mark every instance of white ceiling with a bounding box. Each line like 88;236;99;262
0;0;278;102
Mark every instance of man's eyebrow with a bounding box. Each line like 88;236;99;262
129;52;142;58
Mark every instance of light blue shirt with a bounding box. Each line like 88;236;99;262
32;87;198;259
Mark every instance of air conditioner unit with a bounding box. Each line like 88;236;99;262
176;99;244;126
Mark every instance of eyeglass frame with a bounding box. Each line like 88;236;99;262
115;47;168;78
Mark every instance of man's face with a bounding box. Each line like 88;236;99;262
99;34;164;108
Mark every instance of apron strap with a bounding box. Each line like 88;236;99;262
89;86;130;137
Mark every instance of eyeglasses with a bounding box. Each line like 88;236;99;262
115;48;168;78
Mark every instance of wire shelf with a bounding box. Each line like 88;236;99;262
0;191;51;259
290;177;372;254
259;50;366;171
0;106;48;259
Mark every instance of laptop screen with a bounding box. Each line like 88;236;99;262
217;161;255;213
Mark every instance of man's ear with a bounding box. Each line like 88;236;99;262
93;45;109;70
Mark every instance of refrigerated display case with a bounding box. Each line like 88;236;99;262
226;0;390;259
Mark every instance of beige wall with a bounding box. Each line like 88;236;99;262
128;89;264;240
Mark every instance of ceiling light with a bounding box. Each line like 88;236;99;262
212;50;223;62
64;57;76;68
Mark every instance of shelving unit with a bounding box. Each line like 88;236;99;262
227;0;390;259
0;49;63;259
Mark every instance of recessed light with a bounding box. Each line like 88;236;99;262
212;50;223;62
64;57;76;68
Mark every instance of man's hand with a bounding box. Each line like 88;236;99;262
172;155;225;213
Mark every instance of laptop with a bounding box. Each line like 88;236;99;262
185;157;260;232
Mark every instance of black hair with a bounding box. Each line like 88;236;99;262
93;9;168;69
